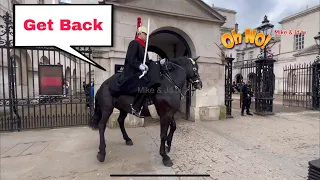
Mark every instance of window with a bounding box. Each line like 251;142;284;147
294;34;304;50
38;0;44;4
248;51;253;59
236;53;241;61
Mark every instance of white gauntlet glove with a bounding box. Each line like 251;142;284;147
139;64;146;71
139;64;149;71
160;58;166;65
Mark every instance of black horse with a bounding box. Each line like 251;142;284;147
88;56;203;167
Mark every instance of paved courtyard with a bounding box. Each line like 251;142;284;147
1;108;319;180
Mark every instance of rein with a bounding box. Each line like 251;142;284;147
162;61;197;98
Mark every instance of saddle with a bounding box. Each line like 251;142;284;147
160;60;173;72
108;76;156;107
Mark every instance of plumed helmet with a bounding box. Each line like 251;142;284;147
137;26;147;34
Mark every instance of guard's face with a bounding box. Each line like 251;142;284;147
139;32;147;41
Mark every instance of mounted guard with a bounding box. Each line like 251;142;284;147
92;18;203;167
109;24;166;117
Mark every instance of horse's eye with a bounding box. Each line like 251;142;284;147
193;67;197;71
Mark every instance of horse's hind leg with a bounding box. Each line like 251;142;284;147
97;109;113;162
166;118;176;153
159;115;173;167
117;110;133;146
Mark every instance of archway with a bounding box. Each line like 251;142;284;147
248;73;256;92
288;70;297;91
235;74;243;84
9;49;32;98
40;56;50;65
148;45;168;60
85;70;94;84
148;27;196;120
149;27;196;59
65;67;71;96
72;69;77;95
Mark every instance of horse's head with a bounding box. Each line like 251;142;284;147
186;56;202;90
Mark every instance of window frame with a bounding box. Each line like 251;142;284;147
248;51;253;59
294;34;304;50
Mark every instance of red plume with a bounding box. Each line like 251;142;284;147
135;17;142;38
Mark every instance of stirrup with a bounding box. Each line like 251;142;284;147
130;104;144;117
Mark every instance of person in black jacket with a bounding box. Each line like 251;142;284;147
241;81;253;116
109;26;163;117
85;82;91;108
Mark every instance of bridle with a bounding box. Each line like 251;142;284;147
162;58;201;98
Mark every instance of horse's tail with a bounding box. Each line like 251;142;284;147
88;74;118;130
88;98;102;130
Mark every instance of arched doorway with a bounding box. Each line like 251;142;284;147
148;27;196;119
65;67;71;96
72;69;77;95
248;73;256;93
9;49;32;98
149;27;196;58
40;56;50;65
85;70;94;84
235;74;243;84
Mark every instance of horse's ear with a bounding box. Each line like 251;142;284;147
193;56;200;61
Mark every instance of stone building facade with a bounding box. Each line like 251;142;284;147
230;5;320;95
93;0;237;127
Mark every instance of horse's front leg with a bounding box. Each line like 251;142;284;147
117;110;133;146
97;110;113;162
166;118;176;153
160;116;173;167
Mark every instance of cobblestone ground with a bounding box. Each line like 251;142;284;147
144;109;319;180
0;109;319;180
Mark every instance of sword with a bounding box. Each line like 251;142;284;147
139;18;150;79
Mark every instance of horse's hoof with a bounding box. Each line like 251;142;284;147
90;127;98;131
96;153;105;162
162;156;173;167
126;140;133;146
165;146;171;153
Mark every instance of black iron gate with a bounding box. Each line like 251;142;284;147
0;12;94;131
233;59;262;94
283;57;320;110
312;58;320;110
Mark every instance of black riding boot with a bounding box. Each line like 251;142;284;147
131;92;148;117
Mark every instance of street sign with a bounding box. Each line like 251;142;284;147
38;65;63;95
115;64;124;74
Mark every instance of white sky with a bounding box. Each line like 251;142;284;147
203;0;320;32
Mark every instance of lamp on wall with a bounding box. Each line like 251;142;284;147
257;15;274;36
257;15;274;59
235;23;238;33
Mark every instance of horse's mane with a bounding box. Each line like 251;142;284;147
170;56;188;65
